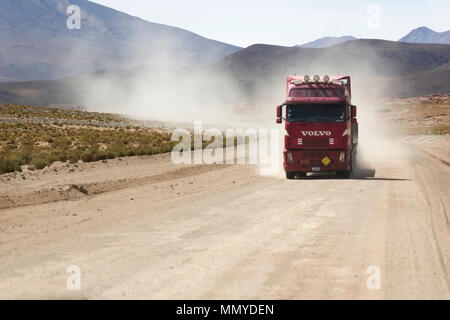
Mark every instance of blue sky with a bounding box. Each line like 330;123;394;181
91;0;450;47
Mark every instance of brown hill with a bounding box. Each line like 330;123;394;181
0;40;449;109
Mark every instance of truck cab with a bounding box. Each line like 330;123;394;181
276;75;358;179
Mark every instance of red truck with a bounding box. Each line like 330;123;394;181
276;75;358;179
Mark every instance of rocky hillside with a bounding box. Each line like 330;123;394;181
0;0;241;81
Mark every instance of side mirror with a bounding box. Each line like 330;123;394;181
276;105;282;124
351;105;357;118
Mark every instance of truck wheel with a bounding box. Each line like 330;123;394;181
286;172;296;180
336;170;351;179
336;151;353;179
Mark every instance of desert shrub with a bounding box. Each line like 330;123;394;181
31;154;52;170
57;152;67;162
106;152;116;160
93;152;107;161
80;151;94;162
0;104;197;173
0;158;23;174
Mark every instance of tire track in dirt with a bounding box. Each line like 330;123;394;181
412;152;450;291
0;163;229;210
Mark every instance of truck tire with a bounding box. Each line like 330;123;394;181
336;170;351;179
336;149;354;179
286;171;296;180
297;172;307;178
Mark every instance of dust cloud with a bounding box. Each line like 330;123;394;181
72;41;247;125
70;34;408;173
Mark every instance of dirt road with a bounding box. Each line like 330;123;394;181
0;135;449;299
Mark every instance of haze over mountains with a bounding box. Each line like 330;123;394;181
0;0;241;81
221;39;450;99
1;38;449;115
0;0;449;116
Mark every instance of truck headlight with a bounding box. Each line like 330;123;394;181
339;152;345;162
286;152;293;163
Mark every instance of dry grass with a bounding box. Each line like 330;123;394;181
377;94;450;135
0;104;178;173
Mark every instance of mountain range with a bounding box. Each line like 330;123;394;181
296;27;450;48
1;38;449;109
0;0;449;107
221;39;450;99
399;26;450;45
296;36;357;48
0;0;241;81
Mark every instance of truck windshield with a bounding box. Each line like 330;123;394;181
286;104;346;122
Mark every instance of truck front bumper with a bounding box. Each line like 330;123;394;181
284;149;351;172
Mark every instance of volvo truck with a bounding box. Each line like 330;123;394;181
276;75;358;179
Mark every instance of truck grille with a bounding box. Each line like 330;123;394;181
299;160;323;167
303;138;329;147
302;151;329;158
298;151;331;167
